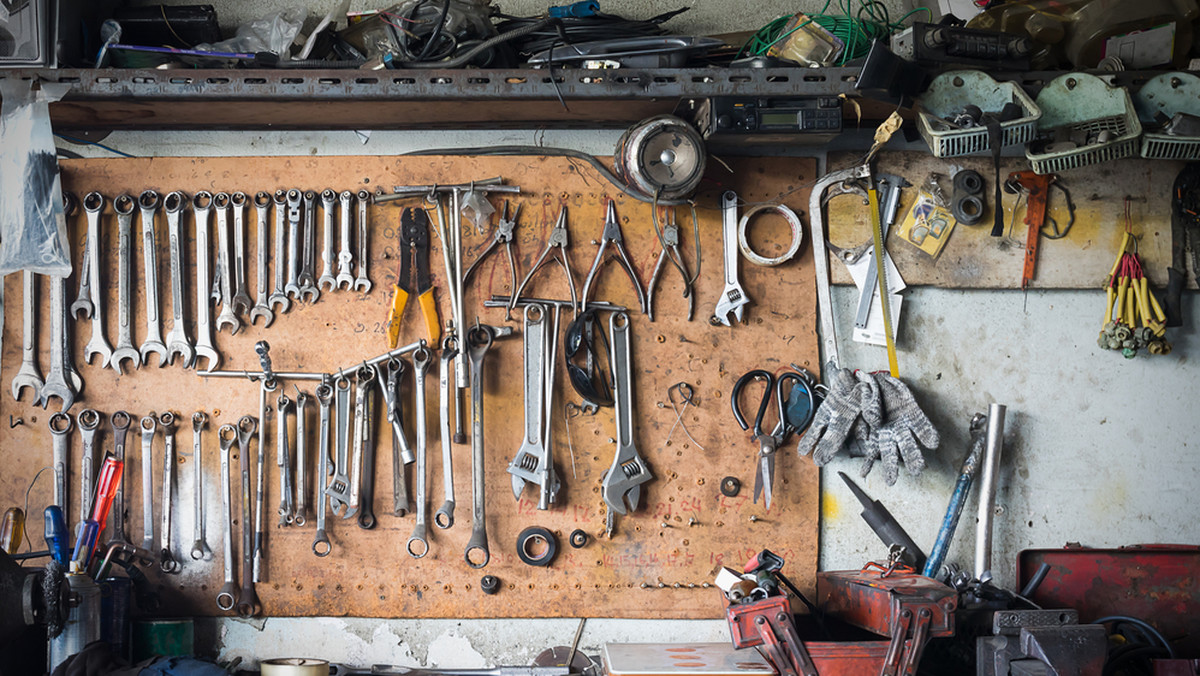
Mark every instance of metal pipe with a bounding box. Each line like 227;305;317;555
974;403;1007;583
197;340;426;382
923;413;987;578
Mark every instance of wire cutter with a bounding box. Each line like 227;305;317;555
386;207;440;349
647;208;694;322
464;200;519;317
512;204;577;313
731;369;809;510
581;200;647;313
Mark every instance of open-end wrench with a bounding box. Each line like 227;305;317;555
269;190;291;314
318;189;337;291
465;329;494;568
109;411;132;546
235;415;260;618
298;190;320;302
509;304;548;502
326;375;353;516
357;365;379;530
110;195;141;373
313;382;334;556
138;190;169;367
355;190;373;293
254;378;275;583
158;412;180;574
190;412;212;561
379;358;412;517
347;366;375;522
68;191;93;320
601;312;653;516
139;415;158;551
284;189;302;300
78;409;101;525
49;413;73;516
213;193;241;335
276;393;294;526
39;272;77;411
81;194;113;368
191;192;220;371
250;192;275;327
335;190;354;289
215;424;238;611
164;192;194;367
405;350;431;556
230;192;253;317
712;191;749;326
434;338;457;529
12;270;44;400
295;391;310;527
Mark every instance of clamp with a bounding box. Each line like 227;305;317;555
386;207;440;349
464;200;520;318
647;207;695;322
581;199;647;313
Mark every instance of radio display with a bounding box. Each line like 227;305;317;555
760;111;799;127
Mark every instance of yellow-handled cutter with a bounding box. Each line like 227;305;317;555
387;207;440;348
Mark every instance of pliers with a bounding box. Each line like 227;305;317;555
464;200;519;318
386;207;440;349
647;208;694;322
731;370;808;510
581;199;647;313
512;204;577;313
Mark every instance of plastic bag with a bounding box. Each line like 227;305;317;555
194;8;305;57
0;78;73;276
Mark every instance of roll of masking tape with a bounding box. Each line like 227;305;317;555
260;657;330;676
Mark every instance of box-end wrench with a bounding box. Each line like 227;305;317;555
138;190;169;367
190;412;212;561
39;272;77;411
81;193;113;368
348;366;376;525
158;412;181;574
215;424;238;611
298;190;320;302
313;382;334;556
318;190;338;292
254;378;275;583
712;191;750;327
110;196;142;373
191;192;221;371
213;193;241;335
357;365;379;531
230;192;254;317
12;270;44;400
434;339;457;529
465;328;497;568
49;413;73;517
355;190;373;293
250;192;275;327
380;358;412;518
405;350;431;556
269;190;291;314
295;390;310;527
284;189;302;300
109;411;133;546
78;409;102;525
326;375;353;517
335;190;354;289
235;415;260;618
164;192;195;367
139;415;158;551
276;393;294;527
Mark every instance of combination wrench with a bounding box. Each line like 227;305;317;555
318;189;338;291
434;338;457;529
406;350;431;557
138;190;169;366
357;365;379;530
49;413;73;518
213;193;241;335
235;415;260;618
354;190;372;292
78;409;102;525
295;390;310;526
158;412;180;574
335;190;354;289
326;375;353;516
254;378;275;582
298;190;320;302
39;270;77;411
164;192;194;367
68;190;93;320
140;415;158;552
313;382;334;556
215;424;238;611
11;270;43;399
109;411;133;546
276;393;295;526
380;357;412;518
250;191;275;326
230;192;254;316
81;193;113;368
284;189;302;300
191;192;220;370
347;366;375;523
268;189;291;314
464;328;494;568
190;411;212;561
110;195;141;373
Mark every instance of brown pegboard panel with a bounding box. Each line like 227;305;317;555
0;155;819;618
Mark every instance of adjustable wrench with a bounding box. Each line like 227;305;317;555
81;193;113;368
235;415;260;618
601;312;653;516
230;192;254;316
39;272;77;411
213;193;241;335
434;339;457;529
250;192;275;327
158;411;180;574
109;411;132;546
110;195;141;373
298;190;320;302
465;328;494;568
276;393;294;526
285;189;302;300
348;366;376;524
254;379;274;582
295;390;310;527
379;358;412;518
164;192;194;367
215;424;238;611
358;365;379;531
508;304;549;503
318;189;337;291
326;375;353;516
313;382;334;556
140;415;158;551
49;413;73;517
190;412;212;561
12;270;44;400
406;349;431;556
712;191;749;326
191;192;220;371
355;190;373;293
138;190;169;366
336;190;354;289
78;409;102;525
269;190;291;314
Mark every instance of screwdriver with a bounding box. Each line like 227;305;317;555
72;455;124;568
1;507;25;554
43;506;70;565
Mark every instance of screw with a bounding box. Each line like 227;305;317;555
687;517;697;526
660;521;671;529
749;515;759;523
640;582;649;589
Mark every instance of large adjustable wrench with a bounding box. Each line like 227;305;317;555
406;350;431;557
191;192;220;370
250;191;275;327
434;338;457;529
318;189;338;292
508;304;557;506
12;270;44;399
313;382;334;556
326;375;353;516
138;190;169;366
215;424;238;611
164;192;194;367
110;196;141;373
81;193;113;368
712;191;749;326
78;409;102;525
109;411;133;546
213;193;241;335
601;312;653;516
158;412;180;574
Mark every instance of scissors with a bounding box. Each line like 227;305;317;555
730;370;818;509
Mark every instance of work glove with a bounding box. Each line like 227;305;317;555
858;373;940;485
796;365;882;466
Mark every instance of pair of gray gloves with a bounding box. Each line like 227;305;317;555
797;364;939;485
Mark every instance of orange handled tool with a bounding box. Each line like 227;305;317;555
386;207;440;349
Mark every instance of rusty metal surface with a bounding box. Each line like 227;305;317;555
0;155;819;618
815;570;957;639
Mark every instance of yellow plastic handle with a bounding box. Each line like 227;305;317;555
418;289;441;344
386;284;410;350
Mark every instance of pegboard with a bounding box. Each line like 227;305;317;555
0;155;819;619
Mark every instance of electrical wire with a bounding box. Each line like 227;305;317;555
495;8;688;57
1096;616;1175;659
738;0;929;65
54;132;135;158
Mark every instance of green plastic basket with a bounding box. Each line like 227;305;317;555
917;70;1041;158
1024;73;1142;174
1134;72;1200;160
